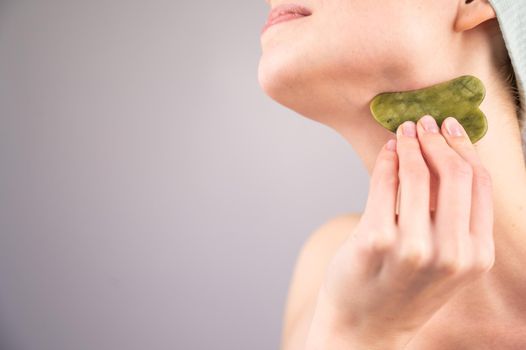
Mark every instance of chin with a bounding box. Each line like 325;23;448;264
258;53;297;104
259;61;315;124
257;58;334;128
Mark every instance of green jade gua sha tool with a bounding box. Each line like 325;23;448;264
369;75;488;144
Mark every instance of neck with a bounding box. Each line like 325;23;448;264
328;69;526;323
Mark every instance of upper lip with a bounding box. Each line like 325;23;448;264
266;3;312;23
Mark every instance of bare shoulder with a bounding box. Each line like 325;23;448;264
300;212;362;255
280;212;362;350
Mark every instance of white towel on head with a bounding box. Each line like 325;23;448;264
488;0;526;152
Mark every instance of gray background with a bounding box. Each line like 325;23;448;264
0;1;369;349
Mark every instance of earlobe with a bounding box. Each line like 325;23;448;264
454;0;497;32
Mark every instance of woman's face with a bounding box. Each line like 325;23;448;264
258;0;460;126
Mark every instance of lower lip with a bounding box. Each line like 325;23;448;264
261;13;309;35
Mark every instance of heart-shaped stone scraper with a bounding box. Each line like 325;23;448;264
369;75;488;144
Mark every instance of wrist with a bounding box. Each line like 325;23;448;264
305;288;412;350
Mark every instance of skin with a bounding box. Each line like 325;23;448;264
259;0;526;348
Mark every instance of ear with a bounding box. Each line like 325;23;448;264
454;0;497;32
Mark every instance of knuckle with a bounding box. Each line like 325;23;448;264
378;148;398;162
472;261;492;275
398;246;432;268
366;233;397;255
400;162;430;182
371;169;398;188
373;157;394;174
401;146;422;156
474;167;493;188
474;251;496;273
441;157;473;178
371;156;399;187
448;136;469;148
434;256;463;275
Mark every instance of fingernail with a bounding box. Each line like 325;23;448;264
445;117;463;137
386;139;397;151
420;115;439;133
402;121;416;137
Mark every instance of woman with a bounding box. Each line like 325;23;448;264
258;0;526;349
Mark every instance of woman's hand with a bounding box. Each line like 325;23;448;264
306;115;495;349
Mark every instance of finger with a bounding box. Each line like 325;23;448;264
440;117;495;257
395;120;431;232
362;138;399;230
353;139;400;278
415;115;473;263
392;120;433;278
